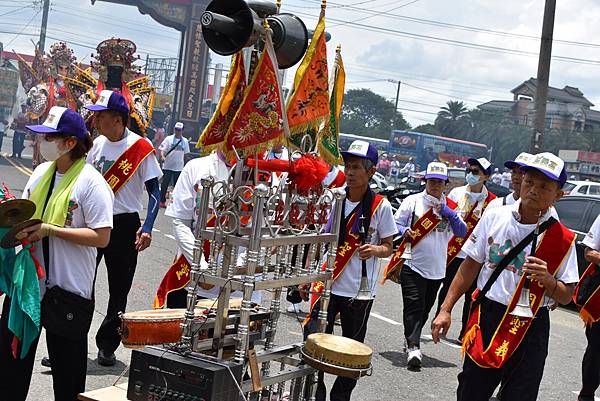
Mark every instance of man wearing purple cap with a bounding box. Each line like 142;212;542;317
432;152;578;401
486;153;533;211
393;162;466;369
307;140;397;401
84;90;162;366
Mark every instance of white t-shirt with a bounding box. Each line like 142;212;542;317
159;134;190;172
583;214;600;250
23;162;114;299
501;172;511;188
462;199;579;306
331;197;397;298
394;191;458;280
486;192;518;211
491;173;502;185
448;185;492;259
87;129;162;215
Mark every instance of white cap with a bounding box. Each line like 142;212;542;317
174;122;184;130
468;157;492;175
425;162;448;180
521;152;566;187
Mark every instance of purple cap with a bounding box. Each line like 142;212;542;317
26;106;87;140
425;162;448;180
85;90;130;114
468;157;492;175
341;140;379;166
520;152;567;187
504;152;534;170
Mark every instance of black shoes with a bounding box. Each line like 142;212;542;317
41;356;51;368
97;349;116;366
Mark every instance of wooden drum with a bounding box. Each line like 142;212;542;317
120;309;190;348
301;333;373;379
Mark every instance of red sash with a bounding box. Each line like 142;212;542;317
153;215;216;309
103;138;155;194
573;263;600;325
382;197;457;284
446;191;495;266
304;195;385;324
463;222;575;368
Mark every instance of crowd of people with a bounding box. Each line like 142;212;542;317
0;91;599;401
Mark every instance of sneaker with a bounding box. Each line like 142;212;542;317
97;349;116;366
41;356;51;368
407;346;422;369
159;202;166;208
287;304;299;313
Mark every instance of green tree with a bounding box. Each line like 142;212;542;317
434;100;470;137
340;88;410;140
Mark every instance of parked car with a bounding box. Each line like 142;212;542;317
553;195;600;276
563;180;600;197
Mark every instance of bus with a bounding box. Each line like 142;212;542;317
389;130;488;170
339;133;389;154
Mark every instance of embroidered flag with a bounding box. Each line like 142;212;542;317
225;27;288;156
317;44;345;165
286;13;329;148
198;52;246;154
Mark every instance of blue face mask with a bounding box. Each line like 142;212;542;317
465;172;480;186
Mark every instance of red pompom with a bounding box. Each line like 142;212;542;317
289;154;329;195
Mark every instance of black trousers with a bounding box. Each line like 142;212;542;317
160;169;181;203
12;131;25;157
0;297;88;401
95;212;140;354
400;266;443;348
580;321;600;400
436;257;474;340
305;294;374;401
457;298;549;401
0;131;4;152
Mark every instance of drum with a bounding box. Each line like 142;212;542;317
120;309;203;348
301;333;373;379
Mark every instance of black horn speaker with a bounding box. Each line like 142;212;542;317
201;0;258;56
267;13;308;69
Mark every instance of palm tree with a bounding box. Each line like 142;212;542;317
435;100;469;137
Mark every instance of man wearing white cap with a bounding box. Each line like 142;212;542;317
391;162;467;369
432;152;579;401
486;153;534;211
84;90;162;366
158;121;190;208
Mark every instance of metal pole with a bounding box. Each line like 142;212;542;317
38;0;50;53
171;30;185;132
531;0;556;152
388;79;401;131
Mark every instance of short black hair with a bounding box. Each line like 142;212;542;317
106;110;129;127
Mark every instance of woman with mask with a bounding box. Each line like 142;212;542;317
436;157;496;343
0;106;114;401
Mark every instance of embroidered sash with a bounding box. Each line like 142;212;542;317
103;138;155;194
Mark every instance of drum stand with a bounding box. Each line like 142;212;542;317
176;158;345;401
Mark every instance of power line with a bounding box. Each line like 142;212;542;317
5;9;40;47
300;0;600;50
329;0;420;28
289;9;600;66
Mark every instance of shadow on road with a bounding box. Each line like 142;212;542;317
86;358;129;376
379;350;457;370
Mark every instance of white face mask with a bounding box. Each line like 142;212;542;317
39;139;69;161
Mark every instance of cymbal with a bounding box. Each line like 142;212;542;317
1;219;42;249
0;199;36;227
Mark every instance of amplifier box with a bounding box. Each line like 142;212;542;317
127;346;243;401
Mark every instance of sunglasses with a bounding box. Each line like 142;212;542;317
466;167;482;175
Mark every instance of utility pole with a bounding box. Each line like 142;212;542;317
38;0;50;53
531;0;556;152
388;79;401;131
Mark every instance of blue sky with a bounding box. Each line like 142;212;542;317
4;0;600;128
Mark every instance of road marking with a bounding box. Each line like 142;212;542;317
571;391;600;400
421;334;462;349
164;234;175;240
370;312;401;325
2;154;32;176
152;228;161;233
289;331;303;336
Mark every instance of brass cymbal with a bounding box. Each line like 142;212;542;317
0;199;36;227
1;219;42;249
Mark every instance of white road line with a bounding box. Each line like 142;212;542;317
289;331;303;336
421;334;462;349
152;228;161;232
370;312;401;325
164;234;175;240
571;391;600;400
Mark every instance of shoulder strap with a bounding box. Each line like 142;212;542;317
502;196;507;206
42;171;57;282
474;217;558;307
164;137;183;158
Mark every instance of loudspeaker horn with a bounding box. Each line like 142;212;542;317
201;0;259;56
266;13;308;69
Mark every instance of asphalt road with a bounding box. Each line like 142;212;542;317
0;135;596;401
